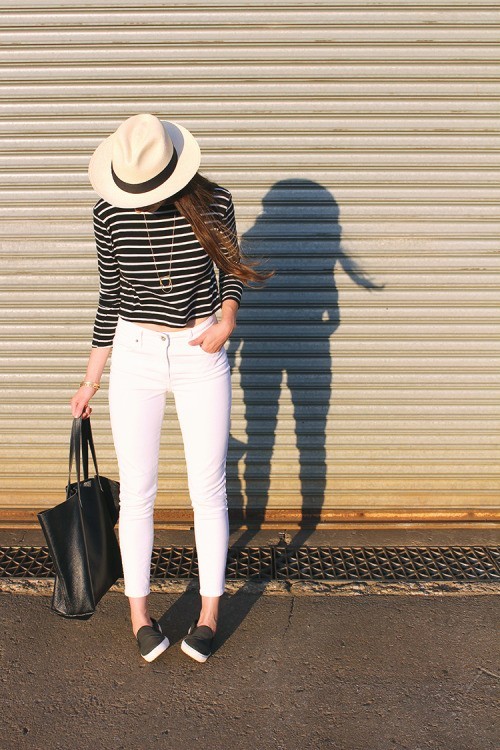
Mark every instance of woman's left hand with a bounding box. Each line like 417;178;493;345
189;319;235;353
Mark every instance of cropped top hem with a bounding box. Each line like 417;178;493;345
91;300;239;348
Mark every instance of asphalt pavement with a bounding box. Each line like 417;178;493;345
1;525;498;750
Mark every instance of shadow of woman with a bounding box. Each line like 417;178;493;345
225;178;384;547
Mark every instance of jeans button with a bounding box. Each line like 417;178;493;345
161;335;166;341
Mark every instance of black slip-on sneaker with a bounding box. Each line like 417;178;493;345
136;617;170;662
180;618;214;663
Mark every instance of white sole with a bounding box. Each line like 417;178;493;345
180;638;210;663
141;636;170;662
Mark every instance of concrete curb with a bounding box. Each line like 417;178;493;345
1;577;498;596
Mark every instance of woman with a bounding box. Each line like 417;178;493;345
70;113;272;663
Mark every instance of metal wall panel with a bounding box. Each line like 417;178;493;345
1;1;499;520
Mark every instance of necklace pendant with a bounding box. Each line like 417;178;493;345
160;276;172;292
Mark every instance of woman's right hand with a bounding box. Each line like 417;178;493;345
70;385;96;419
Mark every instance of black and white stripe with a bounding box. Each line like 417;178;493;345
91;185;244;348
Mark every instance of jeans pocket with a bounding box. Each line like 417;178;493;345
196;342;225;359
111;333;141;356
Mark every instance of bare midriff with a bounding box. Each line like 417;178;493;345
133;314;213;333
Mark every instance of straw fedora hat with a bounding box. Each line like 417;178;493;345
88;113;201;208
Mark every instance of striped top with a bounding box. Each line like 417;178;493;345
91;185;244;348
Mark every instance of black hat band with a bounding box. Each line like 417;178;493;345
111;147;178;194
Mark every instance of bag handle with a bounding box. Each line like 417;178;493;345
67;417;82;504
81;416;100;480
68;417;100;480
67;417;101;504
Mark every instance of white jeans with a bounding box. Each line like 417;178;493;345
108;313;231;598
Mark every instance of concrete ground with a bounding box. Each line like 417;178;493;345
0;525;499;750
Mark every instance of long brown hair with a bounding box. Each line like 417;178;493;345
170;171;274;286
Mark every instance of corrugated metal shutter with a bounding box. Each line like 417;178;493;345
1;2;499;523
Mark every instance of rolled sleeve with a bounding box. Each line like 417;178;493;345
91;208;121;348
218;193;244;308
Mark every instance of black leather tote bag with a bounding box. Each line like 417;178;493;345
37;416;123;620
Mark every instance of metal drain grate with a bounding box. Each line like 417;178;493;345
221;546;274;580
0;546;53;578
0;546;499;582
151;546;198;579
274;546;500;582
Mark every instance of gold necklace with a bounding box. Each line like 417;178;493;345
142;210;176;293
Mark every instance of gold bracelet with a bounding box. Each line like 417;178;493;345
80;381;100;390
